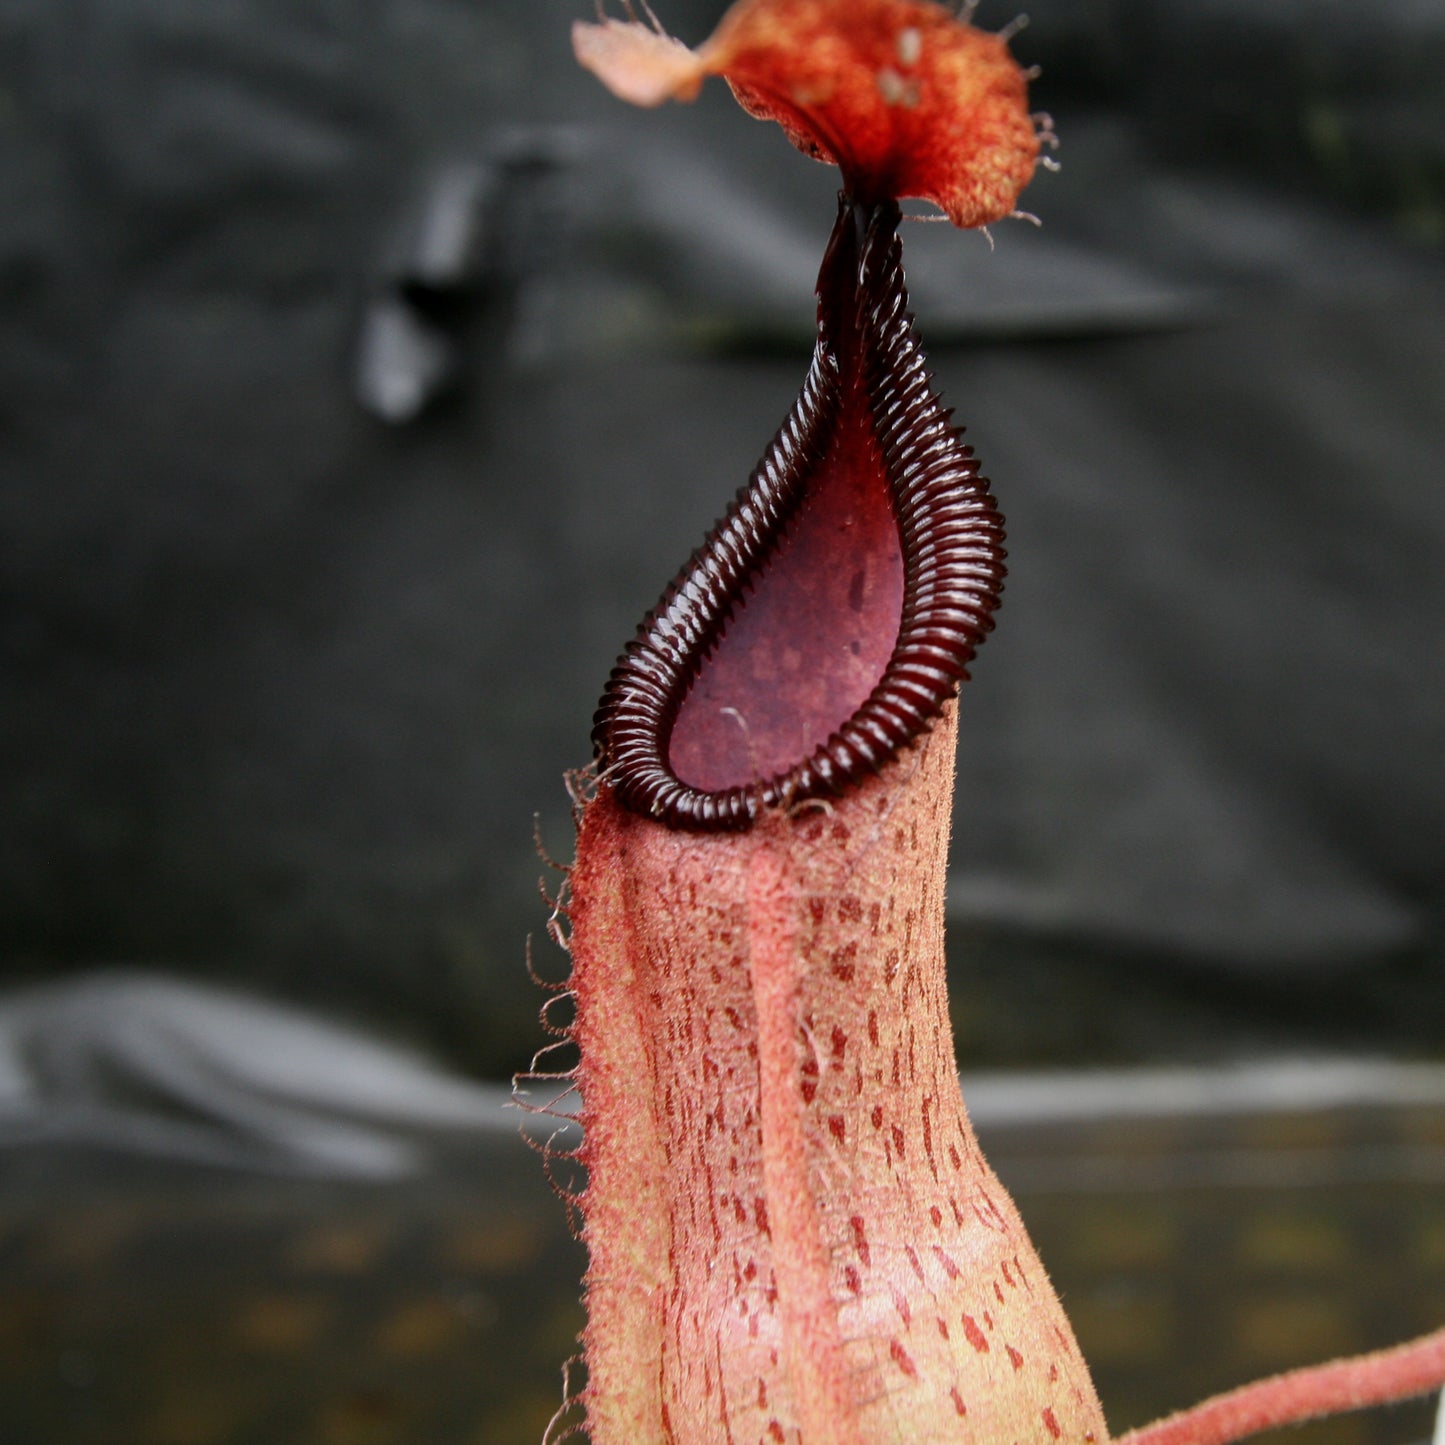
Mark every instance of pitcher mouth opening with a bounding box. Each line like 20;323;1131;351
591;198;1005;832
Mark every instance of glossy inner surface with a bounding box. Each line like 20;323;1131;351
667;398;904;794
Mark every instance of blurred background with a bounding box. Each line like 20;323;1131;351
2;0;1443;1442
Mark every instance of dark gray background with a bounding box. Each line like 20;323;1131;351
3;0;1443;1077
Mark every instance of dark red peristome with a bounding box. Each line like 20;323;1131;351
593;197;1006;830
